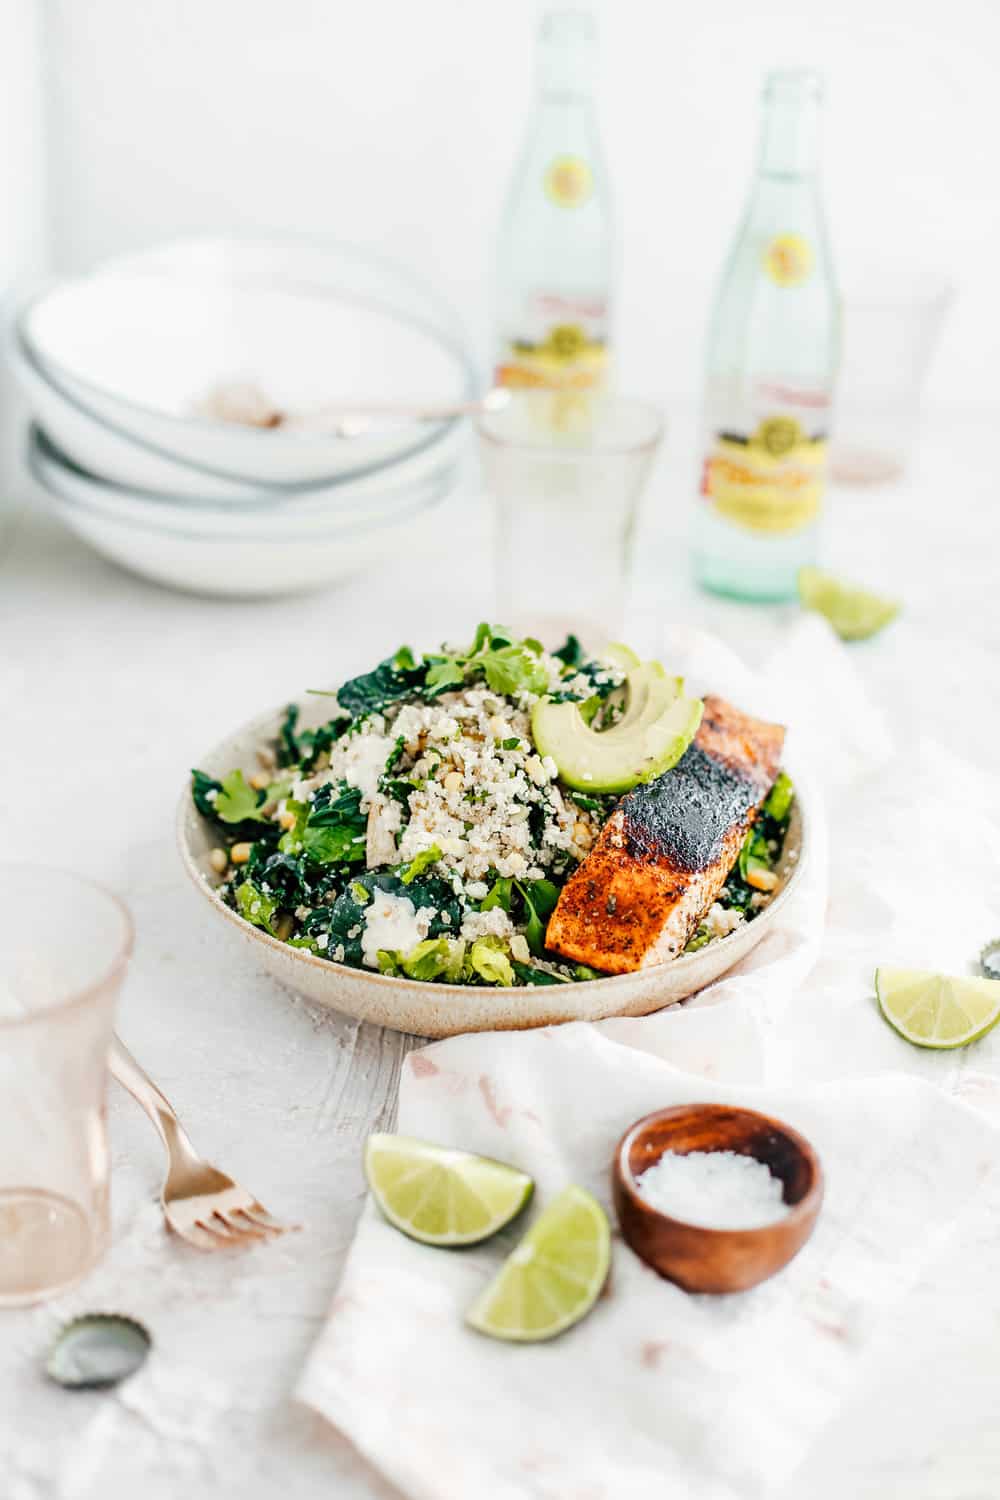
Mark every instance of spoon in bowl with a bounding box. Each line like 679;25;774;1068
197;382;510;438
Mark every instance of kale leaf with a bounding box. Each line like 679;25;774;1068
304;869;462;968
511;960;567;986
301;781;368;866
567;789;618;817
553;634;585;669
277;705;302;768
337;655;426;718
276;703;352;772
191;769;223;821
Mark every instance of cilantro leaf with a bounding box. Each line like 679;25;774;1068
480;876;513;912
423;657;466;694
480;644;548;697
214;769;268;825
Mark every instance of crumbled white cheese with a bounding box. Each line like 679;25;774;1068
705;902;746;939
461;906;516;942
383;687;596;884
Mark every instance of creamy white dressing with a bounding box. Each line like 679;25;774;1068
360;892;430;969
339;731;393;802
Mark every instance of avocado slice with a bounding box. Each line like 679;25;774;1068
599;641;641;671
532;662;704;794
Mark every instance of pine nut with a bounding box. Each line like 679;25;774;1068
279;810;297;830
443;771;463;794
230;842;252;864
209;848;228;874
249;771;271;791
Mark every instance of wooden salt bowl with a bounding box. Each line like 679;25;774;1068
613;1103;824;1293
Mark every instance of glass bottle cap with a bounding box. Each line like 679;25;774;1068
980;940;1000;981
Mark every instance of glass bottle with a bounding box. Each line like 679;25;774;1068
493;9;613;415
692;69;838;601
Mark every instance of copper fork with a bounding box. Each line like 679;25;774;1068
109;1036;296;1250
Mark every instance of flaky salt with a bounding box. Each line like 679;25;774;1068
634;1149;790;1230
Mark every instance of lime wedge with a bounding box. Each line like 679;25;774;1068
364;1134;533;1246
466;1185;611;1342
798;567;900;640
875;967;1000;1049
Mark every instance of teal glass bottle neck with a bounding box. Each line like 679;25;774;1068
535;9;597;101
756;70;823;180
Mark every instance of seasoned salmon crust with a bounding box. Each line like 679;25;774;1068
545;695;785;974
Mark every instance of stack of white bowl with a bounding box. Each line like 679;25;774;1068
12;238;478;596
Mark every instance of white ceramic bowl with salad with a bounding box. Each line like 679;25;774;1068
178;627;810;1036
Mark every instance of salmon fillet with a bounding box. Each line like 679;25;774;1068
545;695;785;974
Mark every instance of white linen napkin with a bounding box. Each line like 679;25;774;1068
298;620;1000;1499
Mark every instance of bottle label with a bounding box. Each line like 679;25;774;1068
700;416;825;533
762;233;814;287
543;155;593;208
496;293;609;391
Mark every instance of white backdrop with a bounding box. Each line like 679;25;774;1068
40;0;1000;409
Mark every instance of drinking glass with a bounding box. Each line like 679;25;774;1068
0;865;132;1305
478;392;664;641
831;272;954;484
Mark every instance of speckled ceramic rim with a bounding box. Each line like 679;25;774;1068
176;697;812;1035
0;863;134;1030
615;1103;824;1241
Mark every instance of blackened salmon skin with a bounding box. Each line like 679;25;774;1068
545;695;785;974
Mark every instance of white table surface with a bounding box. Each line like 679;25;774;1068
1;405;998;1499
